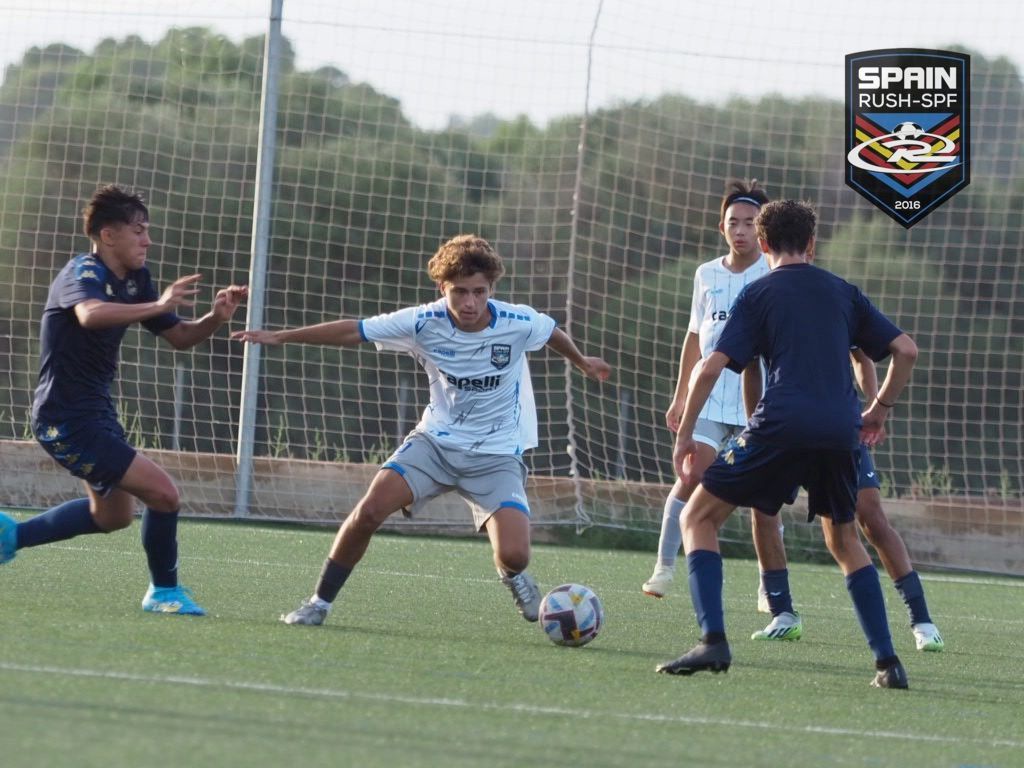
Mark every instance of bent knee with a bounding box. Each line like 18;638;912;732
95;508;134;532
348;501;392;532
825;524;861;553
497;548;530;574
856;507;888;538
142;488;180;514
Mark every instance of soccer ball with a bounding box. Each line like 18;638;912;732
539;583;604;647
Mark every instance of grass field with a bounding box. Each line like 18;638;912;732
1;514;1021;768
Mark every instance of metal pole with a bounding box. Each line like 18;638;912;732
616;387;634;480
234;0;284;517
565;0;604;532
172;362;185;451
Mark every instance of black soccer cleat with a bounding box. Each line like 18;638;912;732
656;641;732;676
871;659;909;690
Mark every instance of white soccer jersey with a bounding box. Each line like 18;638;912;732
360;298;556;455
687;253;770;426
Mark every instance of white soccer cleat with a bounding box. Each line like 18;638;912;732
642;564;675;598
912;622;945;652
751;611;803;641
280;597;329;626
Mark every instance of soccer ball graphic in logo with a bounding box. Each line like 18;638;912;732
893;121;923;140
539;583;604;647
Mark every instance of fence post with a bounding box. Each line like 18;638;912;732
234;0;284;517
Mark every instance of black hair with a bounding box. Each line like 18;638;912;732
83;184;148;239
720;179;769;221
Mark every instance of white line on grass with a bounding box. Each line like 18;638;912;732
37;542;1024;588
1;660;1021;750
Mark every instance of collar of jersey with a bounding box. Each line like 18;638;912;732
446;301;498;330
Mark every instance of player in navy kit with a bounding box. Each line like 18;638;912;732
656;200;918;689
0;185;247;615
642;180;801;643
642;181;778;601
232;234;611;626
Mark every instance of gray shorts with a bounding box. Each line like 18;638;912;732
382;431;530;530
693;418;744;451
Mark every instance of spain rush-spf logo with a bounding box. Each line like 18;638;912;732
845;49;970;228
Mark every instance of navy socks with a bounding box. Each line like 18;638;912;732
846;564;895;661
15;498;100;548
141;508;179;588
687;549;725;641
761;568;795;615
894;570;932;626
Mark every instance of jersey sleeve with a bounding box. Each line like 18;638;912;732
360;306;419;352
686;265;705;335
851;289;902;362
713;287;757;373
57;259;110;307
516;305;557;351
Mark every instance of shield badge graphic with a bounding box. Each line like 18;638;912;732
490;344;511;369
845;49;970;228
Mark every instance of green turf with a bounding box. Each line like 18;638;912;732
1;516;1022;768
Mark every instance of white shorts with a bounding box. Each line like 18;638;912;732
382;431;530;530
693;418;745;451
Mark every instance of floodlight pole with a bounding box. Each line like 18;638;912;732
234;0;284;517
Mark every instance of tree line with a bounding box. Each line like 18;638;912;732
0;28;1020;497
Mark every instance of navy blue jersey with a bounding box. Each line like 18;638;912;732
32;253;180;423
714;263;901;450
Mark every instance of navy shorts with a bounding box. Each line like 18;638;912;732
34;417;136;496
857;446;881;490
701;434;860;523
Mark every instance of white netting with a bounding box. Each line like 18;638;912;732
0;0;1021;572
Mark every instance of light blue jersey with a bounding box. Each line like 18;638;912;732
360;298;556;454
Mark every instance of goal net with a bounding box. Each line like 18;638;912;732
0;0;1021;573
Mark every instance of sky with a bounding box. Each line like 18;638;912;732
1;0;1021;129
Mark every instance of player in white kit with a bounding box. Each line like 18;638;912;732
233;235;610;626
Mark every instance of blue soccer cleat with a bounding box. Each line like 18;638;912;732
0;511;17;565
142;584;206;616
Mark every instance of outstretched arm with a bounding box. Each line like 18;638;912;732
76;273;206;331
231;318;365;347
162;284;249;350
545;327;611;381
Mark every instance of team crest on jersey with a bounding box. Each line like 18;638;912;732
125;279;138;297
845;49;970;228
490;344;511;369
